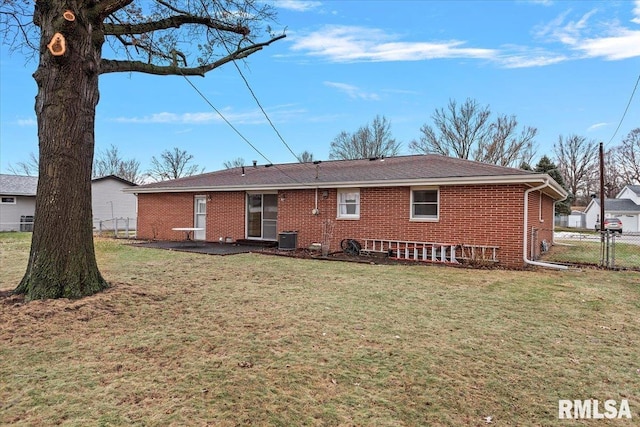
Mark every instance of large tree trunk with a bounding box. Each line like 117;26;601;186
15;2;108;300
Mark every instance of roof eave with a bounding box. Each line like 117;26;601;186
127;174;567;200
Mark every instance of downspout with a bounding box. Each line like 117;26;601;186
523;178;569;270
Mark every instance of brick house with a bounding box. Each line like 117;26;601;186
129;155;567;268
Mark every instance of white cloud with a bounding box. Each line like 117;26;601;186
633;0;640;24
579;28;640;60
499;52;568;68
111;105;306;125
535;6;640;60
274;0;322;12
291;25;496;63
17;118;36;126
324;81;379;101
587;122;608;132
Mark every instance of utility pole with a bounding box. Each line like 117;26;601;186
599;142;606;267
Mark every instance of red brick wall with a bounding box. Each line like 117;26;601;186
137;184;555;268
137;192;246;242
526;190;556;260
138;193;195;241
277;185;529;268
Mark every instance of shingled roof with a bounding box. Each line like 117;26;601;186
0;174;38;196
593;198;640;213
132;154;567;199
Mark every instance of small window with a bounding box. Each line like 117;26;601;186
1;197;16;204
411;188;438;220
337;189;360;219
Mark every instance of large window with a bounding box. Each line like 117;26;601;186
411;188;438;220
337;189;360;219
247;193;278;240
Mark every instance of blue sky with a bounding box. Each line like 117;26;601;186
1;0;639;175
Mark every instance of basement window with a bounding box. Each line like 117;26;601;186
1;197;16;204
411;188;439;221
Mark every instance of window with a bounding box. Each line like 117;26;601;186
337;189;360;219
1;197;16;204
411;188;438;220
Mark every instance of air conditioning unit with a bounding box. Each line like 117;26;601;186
278;231;297;250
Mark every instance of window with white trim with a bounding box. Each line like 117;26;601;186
1;196;16;204
411;188;438;220
337;189;360;219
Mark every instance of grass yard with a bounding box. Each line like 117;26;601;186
1;233;639;426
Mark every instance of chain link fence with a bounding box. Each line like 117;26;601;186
547;230;640;270
94;217;137;239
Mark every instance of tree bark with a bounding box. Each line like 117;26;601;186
15;2;108;299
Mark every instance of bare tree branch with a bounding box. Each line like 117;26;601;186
147;147;204;181
616;128;640;184
410;98;537;168
329;115;401;160
100;33;284;75
553;134;598;203
103;14;249;37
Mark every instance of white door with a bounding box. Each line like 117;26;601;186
194;196;207;240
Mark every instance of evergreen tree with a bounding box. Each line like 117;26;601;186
535;155;571;215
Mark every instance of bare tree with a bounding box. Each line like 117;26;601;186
475;115;537;167
329;115;401;160
410;98;538;168
223;157;245;169
410;98;491;159
147;148;204;181
603;147;625;198
616;128;640;184
7;152;39;176
553;135;598;204
297;150;314;163
2;1;284;300
93;145;142;184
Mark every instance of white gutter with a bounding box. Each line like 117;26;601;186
125;174;567;197
523;178;569;270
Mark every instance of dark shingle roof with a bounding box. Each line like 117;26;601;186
0;174;38;196
136;154;549;191
596;198;640;213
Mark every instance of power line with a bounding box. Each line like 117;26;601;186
217;35;302;162
179;73;274;165
607;72;640;147
228;57;300;161
179;71;317;187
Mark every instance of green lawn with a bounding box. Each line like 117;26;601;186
1;233;639;426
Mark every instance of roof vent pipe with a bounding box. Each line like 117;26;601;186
252;160;257;168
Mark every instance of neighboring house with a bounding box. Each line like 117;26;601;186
567;209;586;228
584;184;640;233
0;174;138;232
128;154;567;269
556;207;587;229
91;175;138;231
0;174;38;231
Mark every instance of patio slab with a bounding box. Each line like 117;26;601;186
130;240;274;255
